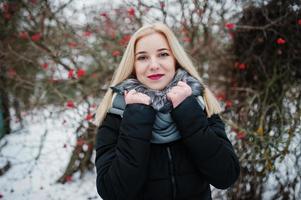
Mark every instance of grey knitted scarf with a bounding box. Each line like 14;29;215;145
111;68;204;113
108;68;206;144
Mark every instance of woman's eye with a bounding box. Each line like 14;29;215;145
137;56;147;60
159;52;169;57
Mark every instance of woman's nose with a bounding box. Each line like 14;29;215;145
149;57;160;71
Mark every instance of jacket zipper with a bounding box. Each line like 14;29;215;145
166;146;176;200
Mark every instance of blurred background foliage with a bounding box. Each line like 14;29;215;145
0;0;300;199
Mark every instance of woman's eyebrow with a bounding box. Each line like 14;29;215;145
135;48;170;56
135;51;147;56
157;48;170;52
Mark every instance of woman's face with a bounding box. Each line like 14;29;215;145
134;32;176;90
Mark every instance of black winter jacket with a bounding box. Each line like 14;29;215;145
95;95;240;200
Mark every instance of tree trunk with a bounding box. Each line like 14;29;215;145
0;65;11;137
57;122;96;183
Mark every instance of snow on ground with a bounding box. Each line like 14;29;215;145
0;105;228;200
0;107;101;200
1;105;300;200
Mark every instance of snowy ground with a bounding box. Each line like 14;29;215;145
0;107;226;200
0;106;300;200
0;108;101;200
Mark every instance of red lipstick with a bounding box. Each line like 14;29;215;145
147;74;164;80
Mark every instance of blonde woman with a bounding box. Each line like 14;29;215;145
94;22;240;200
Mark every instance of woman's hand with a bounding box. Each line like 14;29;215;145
124;89;151;105
167;81;192;108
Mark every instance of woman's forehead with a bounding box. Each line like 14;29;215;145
135;32;170;53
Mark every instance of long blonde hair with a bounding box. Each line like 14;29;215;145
93;22;222;126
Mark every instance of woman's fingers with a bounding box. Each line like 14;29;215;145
127;89;137;95
167;81;192;108
124;89;151;105
177;81;186;86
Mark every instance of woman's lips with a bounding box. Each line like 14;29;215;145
147;74;164;80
